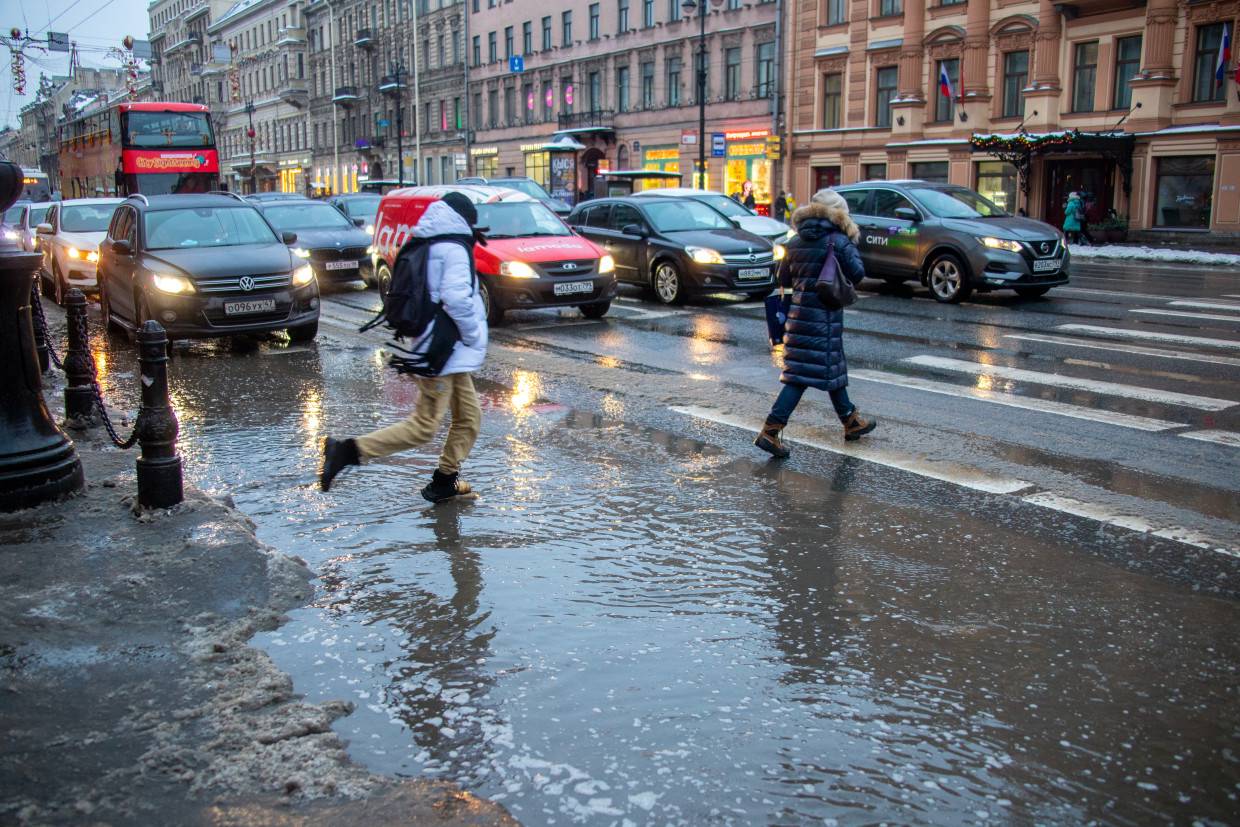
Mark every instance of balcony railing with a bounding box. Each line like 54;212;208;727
354;28;374;48
332;85;361;106
378;74;407;95
277;26;306;45
557;109;615;130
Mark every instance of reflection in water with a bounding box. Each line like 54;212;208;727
975;373;994;392
509;370;541;416
300;387;323;452
596;356;621;370
688;316;725;365
600;393;624;418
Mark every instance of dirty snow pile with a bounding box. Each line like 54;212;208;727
1068;244;1240;266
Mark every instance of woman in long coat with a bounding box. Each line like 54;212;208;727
755;189;876;458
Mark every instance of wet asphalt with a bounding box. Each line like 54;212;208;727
64;259;1240;825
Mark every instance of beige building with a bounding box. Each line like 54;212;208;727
783;0;1240;237
468;0;782;208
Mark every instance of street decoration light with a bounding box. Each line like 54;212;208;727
680;0;721;190
245;100;257;194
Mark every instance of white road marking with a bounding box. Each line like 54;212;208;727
1056;324;1240;351
1167;300;1240;312
611;301;690;321
904;355;1237;411
849;369;1185;432
1004;333;1240;368
1130;308;1240;323
670;405;1032;494
1055;286;1185;302
1179;430;1240;448
1021;492;1238;557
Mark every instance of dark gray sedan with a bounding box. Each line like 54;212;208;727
254;200;375;286
834;181;1069;303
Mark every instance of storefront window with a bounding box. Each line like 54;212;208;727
524;150;550;188
975;161;1017;214
911;161;948;183
724;135;771;211
1154;156;1214;228
642;146;680;190
472;150;498;178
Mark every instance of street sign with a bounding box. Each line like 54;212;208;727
681;130;697;145
766;135;782;160
509;55;524;73
47;32;69;53
454;153;467;169
711;133;725;157
378;118;390;128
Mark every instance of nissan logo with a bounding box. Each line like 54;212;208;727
239;276;255;292
1039;241;1050;254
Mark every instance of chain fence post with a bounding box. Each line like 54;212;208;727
62;288;96;428
30;275;49;373
134;321;182;509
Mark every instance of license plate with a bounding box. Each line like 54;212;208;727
224;298;277;315
324;259;359;270
738;267;770;279
553;280;594;296
1033;258;1062;272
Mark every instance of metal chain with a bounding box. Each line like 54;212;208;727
29;283;64;370
69;308;140;449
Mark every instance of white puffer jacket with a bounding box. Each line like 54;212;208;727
409;200;488;375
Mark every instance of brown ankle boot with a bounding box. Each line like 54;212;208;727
843;410;877;442
754;418;791;458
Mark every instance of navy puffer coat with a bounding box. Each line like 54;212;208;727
779;211;866;391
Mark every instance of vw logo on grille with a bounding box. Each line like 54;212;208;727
1039;241;1050;254
238;276;256;292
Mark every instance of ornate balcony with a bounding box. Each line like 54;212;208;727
332;85;361;106
279;86;309;108
277;26;306;45
354;28;374;48
556;109;615;132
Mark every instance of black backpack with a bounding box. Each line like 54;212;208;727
360;235;476;376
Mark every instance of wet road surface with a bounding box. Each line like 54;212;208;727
61;259;1240;824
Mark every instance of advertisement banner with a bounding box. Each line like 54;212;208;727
549;154;577;203
122;149;220;174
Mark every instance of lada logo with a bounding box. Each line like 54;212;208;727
562;262;578;270
239;276;255;292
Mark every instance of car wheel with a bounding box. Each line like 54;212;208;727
579;301;610;319
652;260;686;305
98;279;121;335
376;262;392;299
480;281;505;325
1015;286;1052;299
926;253;973;304
53;262;66;306
287;320;319;342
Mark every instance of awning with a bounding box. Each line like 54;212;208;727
554;126;614;136
970;130;1136;197
529;135;588;152
597;169;682;179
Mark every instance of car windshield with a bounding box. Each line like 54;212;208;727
145;206;279;250
643;200;733;232
910;186;1008;218
61;204;119;232
494;179;551;200
340;195;381;219
28;206;50;226
4;204;26;224
262;202;353;230
694;194;752;219
476;202;571;238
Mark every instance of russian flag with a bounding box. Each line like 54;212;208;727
939;62;956;101
1217;22;1232;89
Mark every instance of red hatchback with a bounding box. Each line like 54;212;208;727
370;185;616;324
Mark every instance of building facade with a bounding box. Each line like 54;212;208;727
783;0;1240;236
467;0;782;209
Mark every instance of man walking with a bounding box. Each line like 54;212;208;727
320;192;488;503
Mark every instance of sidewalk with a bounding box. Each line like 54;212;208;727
0;404;515;826
1070;242;1240;266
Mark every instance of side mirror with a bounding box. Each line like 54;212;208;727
622;223;646;238
36;222;52;234
111;239;133;255
352;216;365;227
893;207;919;222
281;231;298;244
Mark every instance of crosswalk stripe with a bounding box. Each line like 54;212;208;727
903;355;1237;411
1179;430;1240;448
1057;324;1240;351
1055;286;1185;302
670;405;1033;494
1167;300;1240;312
1130;308;1240;323
1020;493;1237;557
1003;333;1240;368
849;369;1185;431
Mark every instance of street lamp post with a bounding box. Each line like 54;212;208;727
382;63;407;186
245;101;257;194
682;0;717;190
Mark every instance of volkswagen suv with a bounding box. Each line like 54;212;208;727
833;181;1069;303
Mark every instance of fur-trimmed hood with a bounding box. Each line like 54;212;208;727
791;200;860;244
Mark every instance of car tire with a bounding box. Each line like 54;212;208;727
652;260;686;305
926;253;973;304
287;320;319;342
580;301;610;319
376;263;392;299
480;281;505;326
52;262;66;306
134;292;169;353
98;280;121;335
1015;286;1052;299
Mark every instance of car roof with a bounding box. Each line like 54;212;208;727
632;188;729;198
131;194;261;211
837;179;949;189
58;197;124;206
383;185;536;204
250;197;334;210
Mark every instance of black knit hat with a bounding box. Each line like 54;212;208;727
440;191;478;227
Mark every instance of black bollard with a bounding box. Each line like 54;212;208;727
62;288;96;427
0;160;84;512
31;275;49;373
133;321;182;509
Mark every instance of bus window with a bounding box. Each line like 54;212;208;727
122;111;214;148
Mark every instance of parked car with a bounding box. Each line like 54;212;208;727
14;202;53;252
251;199;374;286
568;196;780;305
457;176;572;216
36;197;123;304
95;193;319;342
371;185;615;324
633;187;792;244
326;193;382;235
833;180;1070;303
3;200;29;245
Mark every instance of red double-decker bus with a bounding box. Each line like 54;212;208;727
59;101;219;197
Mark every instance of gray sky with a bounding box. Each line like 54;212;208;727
3;0;152;129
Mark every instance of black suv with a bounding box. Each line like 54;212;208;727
568;196;779;304
96;193;320;342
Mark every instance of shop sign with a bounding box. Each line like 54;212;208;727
681;129;698;145
470;146;499;157
724;129;770;142
455;153;467;168
728;142;767;157
521;144;547;153
645;148;679;162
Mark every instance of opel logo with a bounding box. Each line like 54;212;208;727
749;254;757;263
239;276;255;292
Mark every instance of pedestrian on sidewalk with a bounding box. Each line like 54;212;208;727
1063;191;1086;245
320;193;488;503
755;188;876;458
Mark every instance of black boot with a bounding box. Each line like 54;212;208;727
320;438;359;492
421;469;473;503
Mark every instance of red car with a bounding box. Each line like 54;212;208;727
370;185;616;324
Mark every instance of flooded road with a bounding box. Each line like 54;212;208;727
76;309;1240;825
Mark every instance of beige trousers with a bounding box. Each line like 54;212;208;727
354;373;482;475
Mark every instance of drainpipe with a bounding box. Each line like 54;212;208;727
412;0;422;183
330;3;339;193
462;2;471;177
772;0;784;198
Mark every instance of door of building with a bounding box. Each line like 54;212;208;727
813;166;840;192
1044;159;1113;232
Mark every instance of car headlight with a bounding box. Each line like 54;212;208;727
773;244;787;261
67;246;80;259
292;247;311;259
365;224;375;235
687;246;724;265
598;254;615;274
979;236;1023;253
778;229;796;244
499;260;538;278
292;264;315;286
2;229;17;242
86;251;99;263
152;273;195;294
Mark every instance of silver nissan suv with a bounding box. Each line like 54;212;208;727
833;180;1069;303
